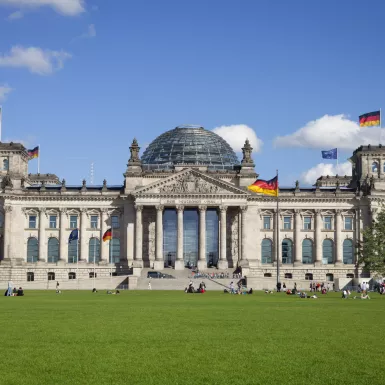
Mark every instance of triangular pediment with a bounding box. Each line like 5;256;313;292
133;168;249;196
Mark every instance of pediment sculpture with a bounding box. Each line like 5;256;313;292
159;173;221;194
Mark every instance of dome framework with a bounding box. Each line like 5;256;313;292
141;125;240;170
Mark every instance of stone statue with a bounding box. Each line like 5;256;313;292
128;138;141;164
159;173;220;194
370;175;375;190
241;138;254;165
1;173;13;190
20;177;25;188
61;179;66;187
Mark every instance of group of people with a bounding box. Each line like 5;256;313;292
4;281;24;296
309;282;330;293
185;280;206;293
191;271;243;280
378;282;385;294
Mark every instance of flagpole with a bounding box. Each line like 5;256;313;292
37;144;40;174
76;229;79;291
276;169;280;287
93;232;96;290
336;148;338;171
110;219;113;290
380;108;382;144
0;106;2;142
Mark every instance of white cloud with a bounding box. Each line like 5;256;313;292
0;85;13;101
274;114;385;150
80;23;96;38
0;0;85;16
0;46;71;75
212;124;263;153
7;9;23;19
300;161;352;185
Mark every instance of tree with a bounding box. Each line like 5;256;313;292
357;207;385;277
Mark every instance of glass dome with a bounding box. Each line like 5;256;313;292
141;125;240;170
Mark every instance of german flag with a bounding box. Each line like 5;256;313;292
102;228;112;242
248;176;278;196
359;111;380;127
27;146;39;159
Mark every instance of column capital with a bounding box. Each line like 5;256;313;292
198;205;207;212
219;205;228;213
176;205;184;212
80;208;88;214
4;205;12;213
240;206;248;212
314;209;321;215
294;209;301;214
335;209;342;216
59;207;67;214
155;205;164;212
135;204;143;212
101;208;109;214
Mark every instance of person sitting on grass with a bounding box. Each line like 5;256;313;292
17;287;24;296
12;287;17;296
354;293;371;300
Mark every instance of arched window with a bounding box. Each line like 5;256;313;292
68;241;78;263
302;239;313;264
261;239;272;264
322;239;334;264
264;273;272;277
3;158;9;171
110;238;120;263
284;273;292;279
27;237;38;263
326;273;334;282
88;238;100;263
305;273;313;280
343;239;354;264
372;161;379;172
47;237;59;263
27;272;34;281
68;272;76;280
282;239;292;264
48;272;55;281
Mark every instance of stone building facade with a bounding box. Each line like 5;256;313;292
0;127;383;284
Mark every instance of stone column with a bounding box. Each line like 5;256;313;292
80;208;87;262
198;205;207;270
154;205;164;270
218;206;228;269
175;205;184;270
273;209;278;264
240;206;248;264
100;208;108;263
134;205;143;267
315;210;322;264
294;209;301;265
335;209;342;265
3;206;12;260
59;208;67;263
38;208;46;262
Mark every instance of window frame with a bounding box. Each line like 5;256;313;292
263;216;271;230
323;216;332;230
283;216;292;230
111;215;120;229
303;216;312;230
29;215;37;229
90;215;99;229
69;215;78;229
344;216;353;230
49;215;57;229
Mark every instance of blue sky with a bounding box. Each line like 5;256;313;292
0;0;384;186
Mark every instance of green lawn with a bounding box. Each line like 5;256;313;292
0;290;384;385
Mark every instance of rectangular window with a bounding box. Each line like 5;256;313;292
29;215;37;229
111;215;120;229
90;215;98;228
304;216;311;230
344;217;353;230
49;215;57;229
324;216;332;230
70;215;78;229
283;216;291;229
263;216;271;230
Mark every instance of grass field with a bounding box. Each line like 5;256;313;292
0;290;384;385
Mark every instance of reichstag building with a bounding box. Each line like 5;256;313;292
0;125;381;285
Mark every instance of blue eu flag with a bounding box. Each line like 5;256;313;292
321;148;337;159
68;229;79;244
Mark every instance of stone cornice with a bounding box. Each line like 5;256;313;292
132;193;247;200
1;194;122;202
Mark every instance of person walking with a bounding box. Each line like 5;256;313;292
7;280;13;297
